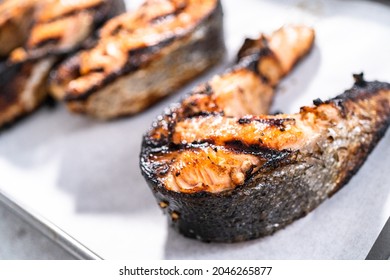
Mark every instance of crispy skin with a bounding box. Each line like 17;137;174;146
49;0;226;119
0;0;36;57
0;0;125;129
140;25;319;242
141;73;390;242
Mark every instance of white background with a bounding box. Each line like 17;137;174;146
1;260;390;279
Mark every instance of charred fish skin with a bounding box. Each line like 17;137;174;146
0;58;55;130
141;75;390;242
0;0;125;129
49;0;226;119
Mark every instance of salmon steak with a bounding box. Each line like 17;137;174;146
142;24;390;242
139;25;349;242
0;0;125;128
49;0;226;119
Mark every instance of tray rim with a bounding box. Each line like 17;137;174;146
0;188;102;260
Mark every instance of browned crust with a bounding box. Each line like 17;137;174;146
150;78;390;193
9;0;125;63
49;0;223;102
140;75;390;242
0;0;125;129
144;26;315;150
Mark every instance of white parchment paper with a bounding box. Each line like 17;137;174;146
0;0;390;259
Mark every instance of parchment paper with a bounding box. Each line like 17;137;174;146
0;0;390;259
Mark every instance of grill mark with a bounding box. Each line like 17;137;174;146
143;78;390;185
38;2;106;24
33;37;61;49
64;37;186;101
109;24;124;36
18;0;121;63
223;140;291;159
64;35;190;101
171;115;300;150
236;36;267;61
64;29;199;102
234;35;274;82
128;35;176;57
183;111;223;119
232;49;273;81
64;36;176;101
150;3;187;24
179;54;274;120
146;141;294;184
237;116;295;128
59;0;222;101
148;137;292;162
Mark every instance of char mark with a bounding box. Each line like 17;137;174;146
64;32;187;102
150;3;187;24
128;35;176;58
329;74;390;104
224;140;292;160
184;111;223;119
40;2;106;24
153;138;292;161
234;35;273;81
237;116;295;128
312;98;324;106
33;37;61;49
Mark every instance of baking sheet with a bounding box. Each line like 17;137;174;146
0;189;101;259
0;191;77;260
0;0;390;259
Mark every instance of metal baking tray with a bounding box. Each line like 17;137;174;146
1;0;390;259
0;189;101;259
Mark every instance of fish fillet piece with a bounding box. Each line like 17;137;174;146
0;0;125;129
49;0;226;119
141;73;390;242
140;25;317;242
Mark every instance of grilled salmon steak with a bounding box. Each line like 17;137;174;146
0;0;125;129
140;25;325;242
49;0;226;119
142;73;390;242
